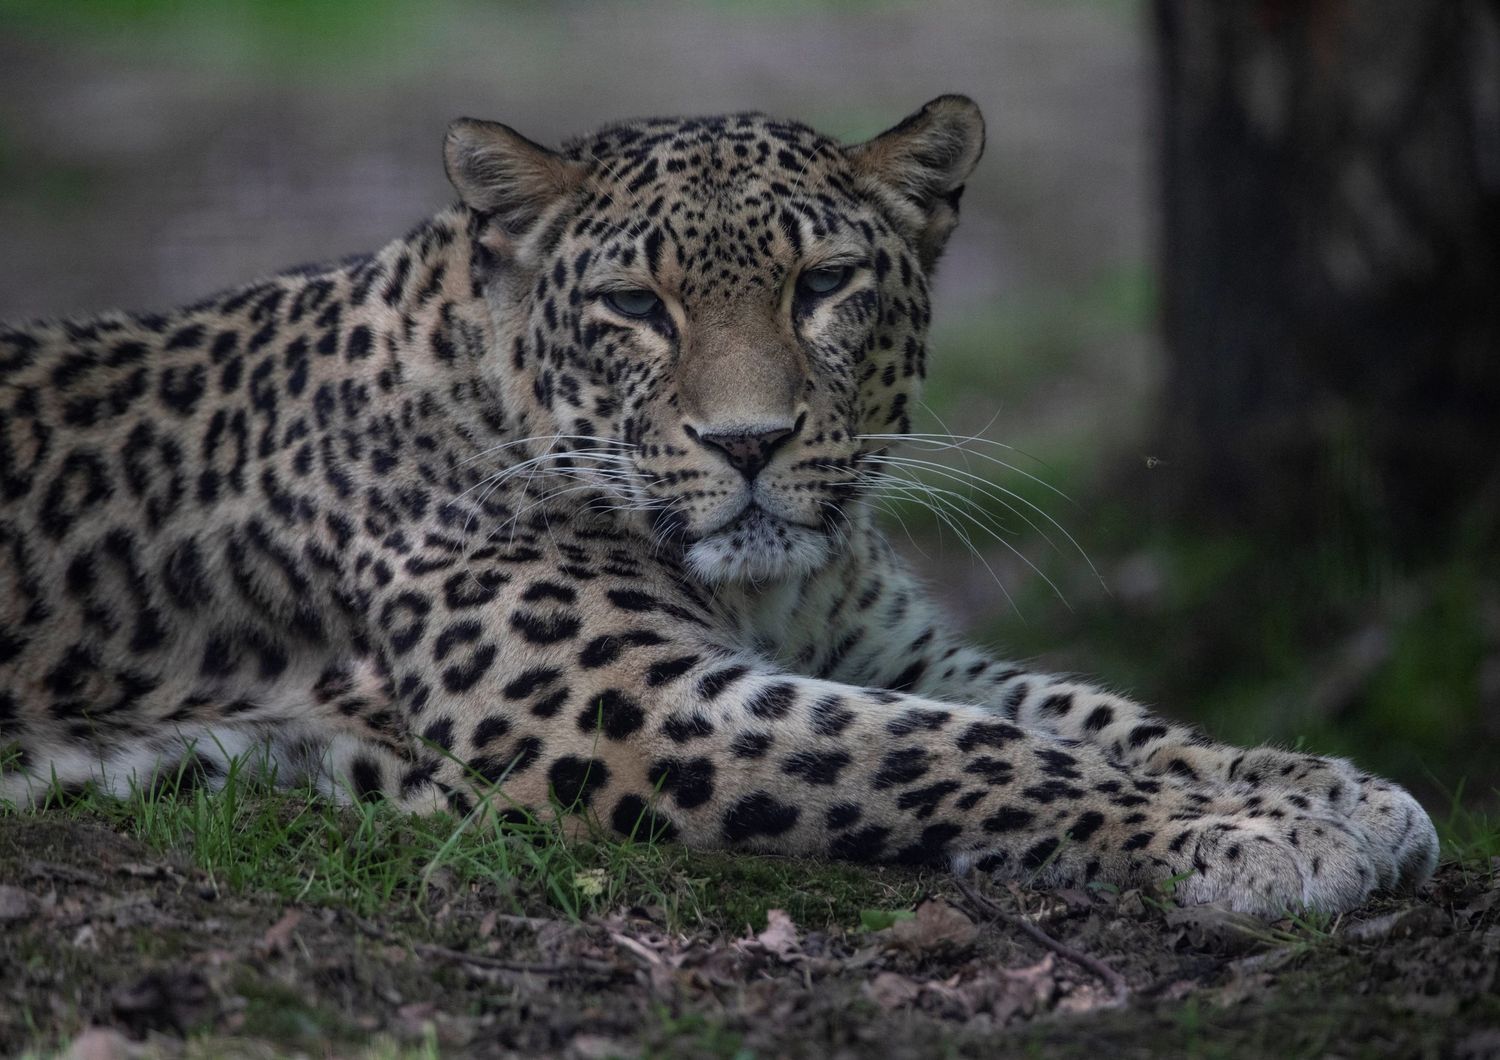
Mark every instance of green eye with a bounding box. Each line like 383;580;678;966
797;266;850;297
604;289;662;318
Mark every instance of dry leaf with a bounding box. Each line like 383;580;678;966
971;954;1058;1024
883;900;976;953
755;909;802;960
864;955;1057;1023
397;1001;437;1025
60;1027;135;1060
915;973;977;1019
1212;968;1274;1008
1052;888;1096;911
1344;905;1452;942
256;910;303;957
1055;980;1129;1014
568;1034;632;1059
865;971;922;1009
1114;889;1148;917
0;884;38;922
1164;904;1269;955
1460;888;1500;923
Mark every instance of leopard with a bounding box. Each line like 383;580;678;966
0;96;1438;915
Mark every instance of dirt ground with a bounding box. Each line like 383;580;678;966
3;815;1497;1059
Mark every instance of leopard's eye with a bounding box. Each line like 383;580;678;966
604;289;662;318
796;266;851;298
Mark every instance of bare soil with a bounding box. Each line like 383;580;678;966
3;816;1497;1059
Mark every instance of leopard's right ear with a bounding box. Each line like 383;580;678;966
444;118;586;240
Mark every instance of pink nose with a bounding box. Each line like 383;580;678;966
687;421;799;480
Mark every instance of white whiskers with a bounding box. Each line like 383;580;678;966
453;433;641;543
819;428;1108;612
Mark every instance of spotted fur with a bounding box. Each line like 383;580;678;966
0;97;1436;914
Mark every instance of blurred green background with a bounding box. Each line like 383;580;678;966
0;0;1493;819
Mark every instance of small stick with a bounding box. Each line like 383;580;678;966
25;861;106;886
350;914;618;979
953;876;1129;1004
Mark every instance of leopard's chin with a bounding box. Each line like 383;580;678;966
682;508;832;585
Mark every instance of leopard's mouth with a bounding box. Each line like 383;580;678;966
714;504;820;538
680;504;834;583
683;502;825;547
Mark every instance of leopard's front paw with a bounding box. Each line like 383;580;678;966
1169;811;1381;915
1229;749;1438;893
1348;777;1439;892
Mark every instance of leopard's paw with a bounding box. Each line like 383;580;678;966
1229;750;1439;893
1347;776;1439;892
1168;811;1380;915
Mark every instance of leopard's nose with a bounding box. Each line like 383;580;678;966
685;415;802;480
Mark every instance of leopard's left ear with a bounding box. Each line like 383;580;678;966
444;117;587;252
845;95;985;270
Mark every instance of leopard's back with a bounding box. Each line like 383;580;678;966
0;232;484;799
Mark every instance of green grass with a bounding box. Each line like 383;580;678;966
1437;779;1500;869
3;756;925;935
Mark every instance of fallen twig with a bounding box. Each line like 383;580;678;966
953;876;1130;1004
349;914;618;980
25;860;106;886
488;912;558;929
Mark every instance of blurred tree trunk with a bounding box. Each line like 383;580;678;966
1152;0;1500;566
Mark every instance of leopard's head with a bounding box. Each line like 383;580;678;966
445;97;984;583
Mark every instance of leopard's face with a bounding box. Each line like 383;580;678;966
448;101;984;583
